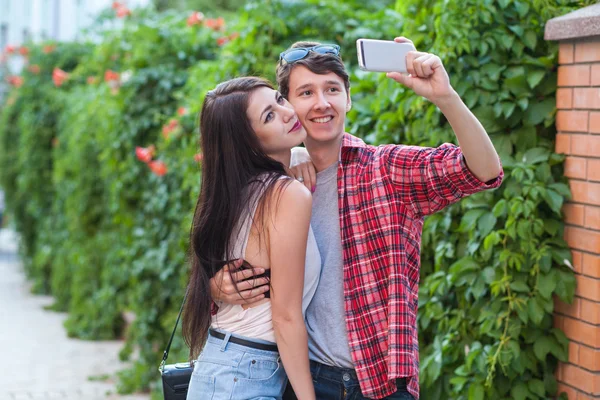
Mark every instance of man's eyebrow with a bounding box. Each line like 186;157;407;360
294;81;342;92
295;83;314;92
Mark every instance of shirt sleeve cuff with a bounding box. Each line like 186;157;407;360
443;148;504;195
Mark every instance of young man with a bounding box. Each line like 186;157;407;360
210;38;503;399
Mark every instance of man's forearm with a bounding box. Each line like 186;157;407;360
435;91;502;182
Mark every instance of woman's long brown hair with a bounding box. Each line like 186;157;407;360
183;77;290;360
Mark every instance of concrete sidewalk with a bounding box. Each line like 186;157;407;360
0;229;151;400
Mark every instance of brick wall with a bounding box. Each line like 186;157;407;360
553;39;600;399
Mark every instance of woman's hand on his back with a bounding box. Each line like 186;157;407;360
289;147;317;193
289;161;317;193
209;260;271;305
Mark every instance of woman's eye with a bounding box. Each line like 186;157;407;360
277;95;284;104
302;90;311;96
328;87;339;92
265;112;274;123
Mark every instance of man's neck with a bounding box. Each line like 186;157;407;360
305;133;344;172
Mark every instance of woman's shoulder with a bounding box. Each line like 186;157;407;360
275;178;312;205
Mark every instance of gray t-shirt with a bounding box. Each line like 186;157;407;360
305;161;354;368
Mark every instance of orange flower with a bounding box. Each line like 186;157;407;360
149;160;167;176
43;44;56;54
116;5;131;18
216;37;229;46
187;11;204;26
229;32;240;40
177;107;188;116
112;1;123;9
104;69;120;82
194;153;203;162
52;68;69;87
5;45;15;54
135;145;156;163
205;18;225;30
162;119;180;139
86;76;98;85
28;64;41;74
6;75;24;88
18;46;29;56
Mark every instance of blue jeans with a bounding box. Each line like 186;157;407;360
283;360;415;400
187;331;287;400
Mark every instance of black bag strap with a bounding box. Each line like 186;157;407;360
159;288;188;372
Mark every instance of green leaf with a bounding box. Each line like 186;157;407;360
555;269;576;302
514;1;530;17
511;382;530;400
523;30;537;50
504;75;529;96
468;383;485;400
518;98;529;110
508;25;524;37
477;212;497;238
492;199;507;217
502;102;516;118
534;336;554;361
482;267;497;284
527;70;545;88
473;106;502;133
523;147;550;164
549;183;571;197
510;280;530;293
528;296;545;325
529;379;545;397
543;189;563;214
459;209;486;232
538;271;557;299
524;98;555;125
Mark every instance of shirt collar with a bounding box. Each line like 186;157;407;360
341;132;367;149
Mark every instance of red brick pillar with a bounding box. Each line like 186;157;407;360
546;4;600;399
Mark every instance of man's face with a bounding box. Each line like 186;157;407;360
286;66;350;144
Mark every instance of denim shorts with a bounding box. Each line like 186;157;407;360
186;330;287;400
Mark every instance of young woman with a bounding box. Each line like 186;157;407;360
183;77;320;400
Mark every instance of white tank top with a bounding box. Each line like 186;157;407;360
211;176;321;342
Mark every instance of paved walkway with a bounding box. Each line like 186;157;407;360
0;229;151;400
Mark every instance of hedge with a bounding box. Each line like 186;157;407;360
0;0;593;398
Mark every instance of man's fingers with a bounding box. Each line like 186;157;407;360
394;36;414;45
413;55;427;77
421;55;437;77
236;278;270;291
386;72;413;89
230;267;266;282
239;285;270;299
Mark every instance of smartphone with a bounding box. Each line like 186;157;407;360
356;39;416;73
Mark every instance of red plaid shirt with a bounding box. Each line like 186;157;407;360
338;133;503;399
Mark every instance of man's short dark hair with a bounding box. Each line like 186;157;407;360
276;41;350;99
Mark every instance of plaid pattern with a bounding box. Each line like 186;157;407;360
338;133;503;399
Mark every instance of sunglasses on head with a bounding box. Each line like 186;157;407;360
279;44;341;64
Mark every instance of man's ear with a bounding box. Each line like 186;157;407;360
346;89;352;112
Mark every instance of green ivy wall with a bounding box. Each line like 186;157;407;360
0;0;594;398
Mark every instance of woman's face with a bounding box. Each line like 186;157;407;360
246;87;306;159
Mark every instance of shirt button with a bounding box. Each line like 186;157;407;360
342;373;351;382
